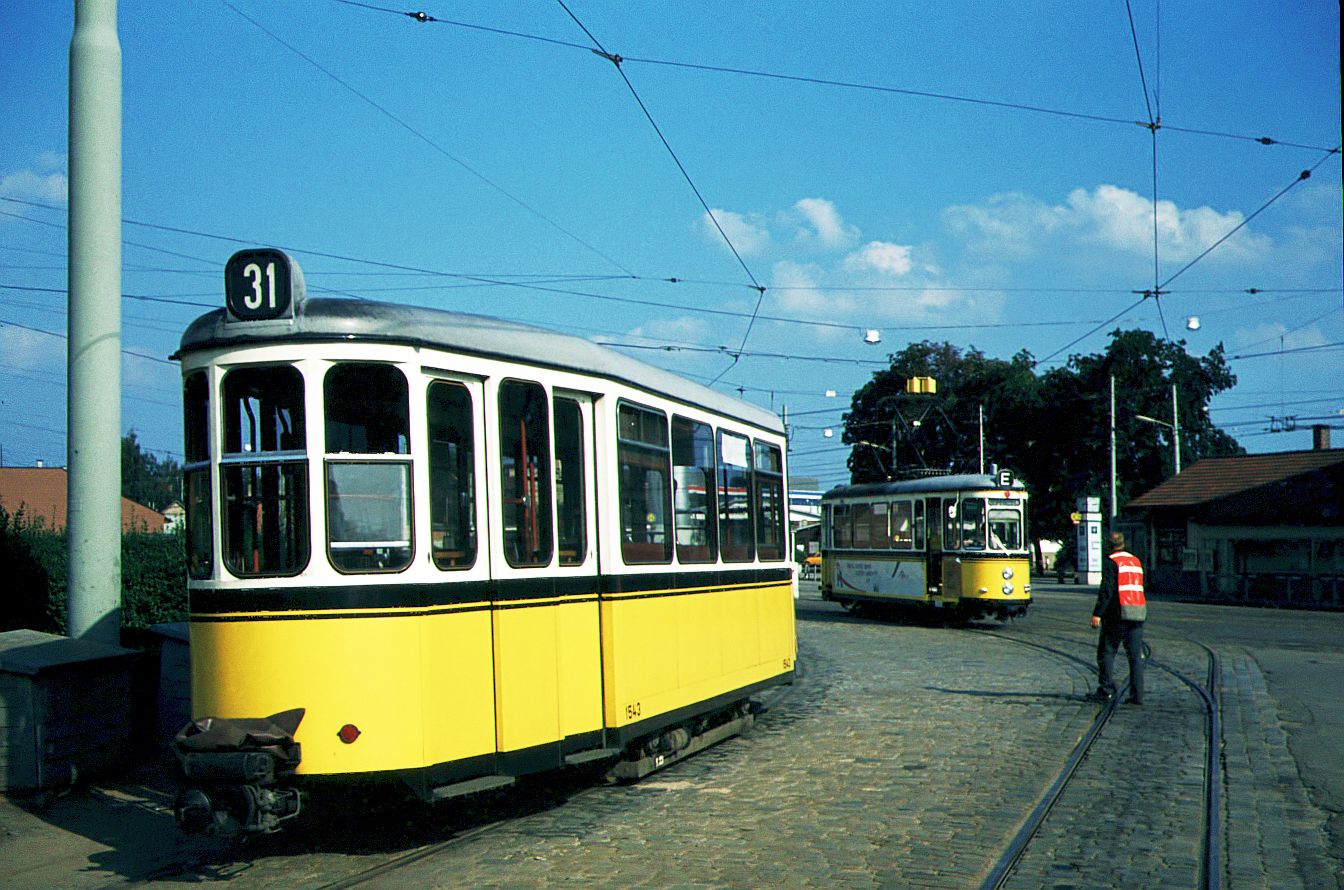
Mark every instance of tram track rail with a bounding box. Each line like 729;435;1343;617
973;619;1223;890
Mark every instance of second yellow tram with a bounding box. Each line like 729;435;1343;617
820;473;1031;620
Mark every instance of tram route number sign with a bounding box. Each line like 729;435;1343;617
225;248;301;321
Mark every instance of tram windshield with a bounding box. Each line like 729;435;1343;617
987;506;1024;551
956;497;1025;552
325;363;413;573
953;496;1025;553
221;365;309;577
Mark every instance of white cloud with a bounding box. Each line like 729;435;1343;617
1066;185;1269;262
769;260;848;315
790;198;859;250
626;315;715;346
0;324;64;369
700;208;770;255
691;198;992;332
944;185;1272;264
943;191;1068;260
843;241;914;277
1233;321;1329;353
0;167;68;205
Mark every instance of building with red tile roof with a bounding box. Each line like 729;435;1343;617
0;467;168;534
1119;436;1344;609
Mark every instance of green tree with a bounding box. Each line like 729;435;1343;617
1031;329;1241;549
122;430;181;511
841;330;1242;557
0;506;63;633
843;342;1040;482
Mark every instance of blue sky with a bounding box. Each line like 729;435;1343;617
2;1;1340;491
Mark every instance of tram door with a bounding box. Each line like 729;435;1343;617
490;382;603;771
926;497;945;598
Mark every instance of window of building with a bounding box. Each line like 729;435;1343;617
221;365;309;577
1155;527;1187;567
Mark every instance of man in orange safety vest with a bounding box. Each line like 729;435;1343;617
1085;531;1146;704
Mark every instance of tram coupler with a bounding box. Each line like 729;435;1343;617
173;708;304;835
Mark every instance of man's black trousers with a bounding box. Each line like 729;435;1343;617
1096;619;1145;702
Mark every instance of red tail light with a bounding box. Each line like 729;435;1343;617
337;724;361;744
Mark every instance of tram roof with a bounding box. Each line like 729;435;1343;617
177;298;783;433
822;473;1027;501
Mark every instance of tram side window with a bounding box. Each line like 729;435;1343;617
890;500;913;549
325;363;412;573
618;403;672;564
717;431;754;562
221;365;309;577
960;497;986;550
754;441;786;560
183;372;213;579
852;502;884;549
913;498;926;550
672;416;717;563
428;381;476;570
499;380;553;567
942;498;960;550
554;397;586;566
833;504;852;548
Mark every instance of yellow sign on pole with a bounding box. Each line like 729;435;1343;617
905;376;937;394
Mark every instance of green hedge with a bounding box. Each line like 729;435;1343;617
0;505;188;640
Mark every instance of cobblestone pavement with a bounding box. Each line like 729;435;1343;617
372;612;1101;889
1;586;1337;888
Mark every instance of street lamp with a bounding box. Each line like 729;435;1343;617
1133;383;1182;475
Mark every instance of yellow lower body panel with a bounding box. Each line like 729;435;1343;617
957;557;1032;604
602;581;796;730
191;609;494;776
492;599;603;755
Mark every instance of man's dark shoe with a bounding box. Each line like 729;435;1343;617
1125;696;1143;705
1084;690;1113;703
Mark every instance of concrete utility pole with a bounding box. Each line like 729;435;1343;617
66;0;122;644
1109;375;1117;519
1171;382;1181;475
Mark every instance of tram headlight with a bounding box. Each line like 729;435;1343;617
1002;584;1014;595
1002;568;1014;580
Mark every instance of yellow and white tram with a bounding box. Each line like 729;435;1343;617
172;250;796;833
819;473;1031;621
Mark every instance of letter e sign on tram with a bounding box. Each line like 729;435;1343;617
225;248;302;321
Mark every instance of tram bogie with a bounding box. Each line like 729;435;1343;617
820;473;1031;622
172;250;796;834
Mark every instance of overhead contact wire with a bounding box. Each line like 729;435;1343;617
551;0;766;384
1159;149;1338;290
221;0;635;276
1125;0;1169;342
